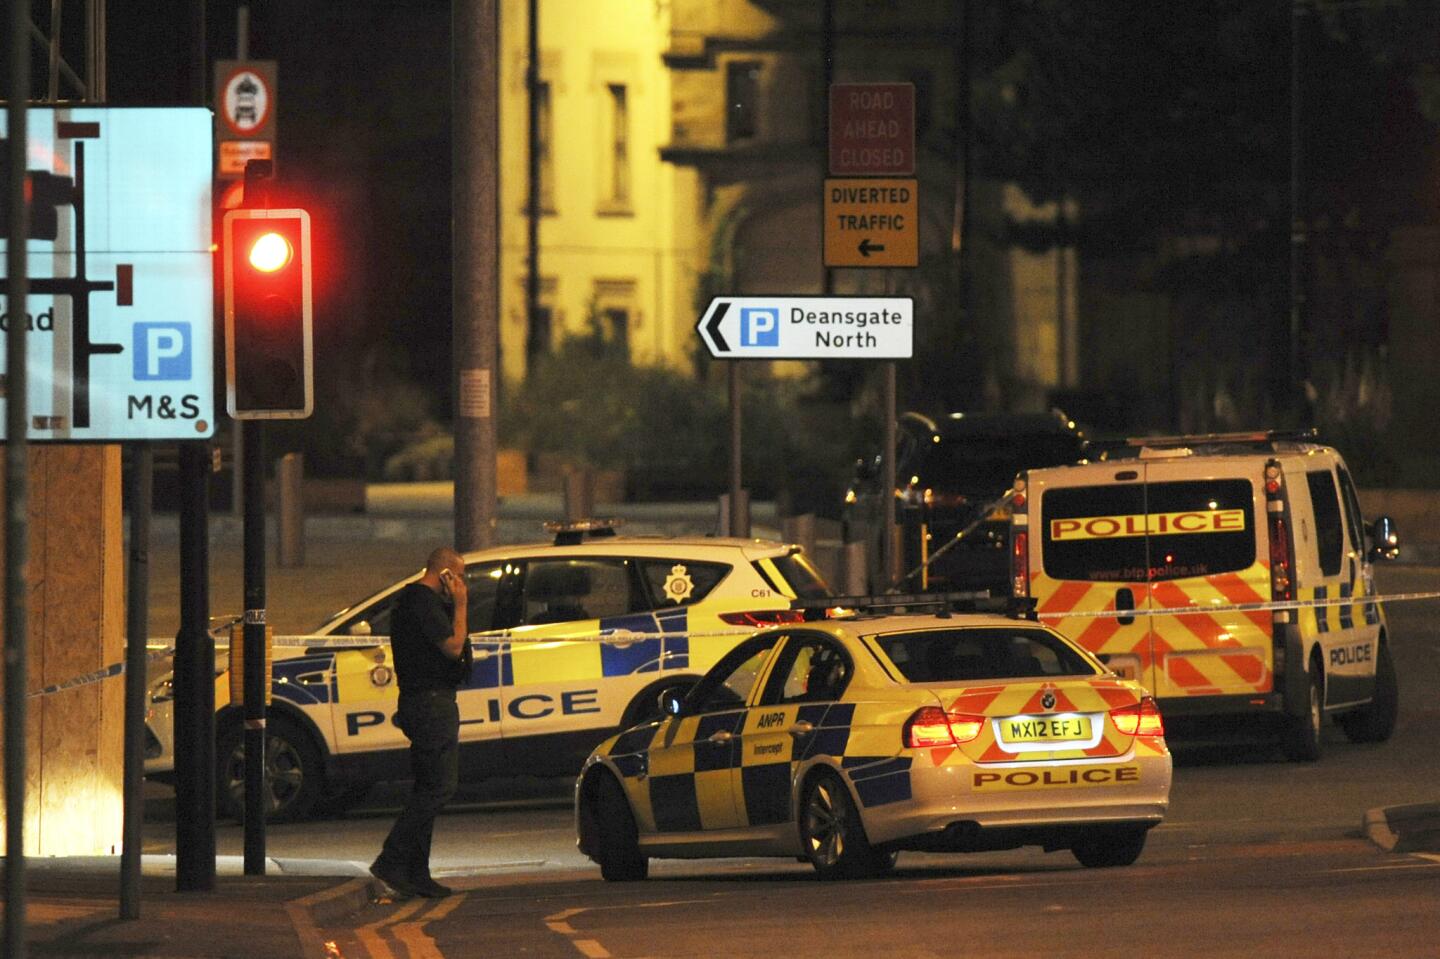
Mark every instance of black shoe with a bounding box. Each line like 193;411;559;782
369;859;419;898
412;877;453;898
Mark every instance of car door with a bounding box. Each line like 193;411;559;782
501;557;653;765
733;632;853;830
638;634;782;834
1326;463;1383;706
330;560;513;757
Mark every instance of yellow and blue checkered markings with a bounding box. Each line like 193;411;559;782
602;700;914;834
1306;583;1380;634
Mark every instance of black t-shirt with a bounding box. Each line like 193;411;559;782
390;582;472;693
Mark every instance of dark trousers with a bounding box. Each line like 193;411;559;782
377;690;460;882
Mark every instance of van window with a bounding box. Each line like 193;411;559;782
1042;479;1255;582
1305;470;1344;576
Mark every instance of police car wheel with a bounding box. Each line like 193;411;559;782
590;773;648;882
216;716;323;823
1071;826;1147;868
1337;641;1399;744
1281;661;1323;763
800;772;889;880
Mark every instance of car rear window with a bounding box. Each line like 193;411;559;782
1041;479;1255;582
765;552;832;600
874;627;1098;683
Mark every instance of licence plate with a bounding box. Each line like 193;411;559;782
998;715;1093;744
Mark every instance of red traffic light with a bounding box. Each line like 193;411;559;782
223;208;313;419
247;231;293;272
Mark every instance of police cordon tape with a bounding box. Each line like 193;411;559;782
28;587;1440;698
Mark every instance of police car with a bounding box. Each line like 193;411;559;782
147;522;832;821
575;598;1171;880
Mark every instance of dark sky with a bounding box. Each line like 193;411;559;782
107;0;457;397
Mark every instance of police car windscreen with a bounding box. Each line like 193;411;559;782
1041;479;1255;583
875;627;1098;683
768;553;832;599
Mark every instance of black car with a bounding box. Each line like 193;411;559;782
843;410;1088;593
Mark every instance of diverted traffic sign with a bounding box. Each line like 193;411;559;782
697;296;913;360
829;82;915;176
824;178;918;268
0;108;215;441
215;60;277;179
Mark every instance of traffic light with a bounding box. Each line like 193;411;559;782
223;208;313;419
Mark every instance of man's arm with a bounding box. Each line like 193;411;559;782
438;570;469;661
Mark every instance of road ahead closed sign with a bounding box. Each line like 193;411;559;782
697;296;913;360
824;178;919;268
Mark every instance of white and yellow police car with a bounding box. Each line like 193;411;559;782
575;600;1171;880
147;522;831;821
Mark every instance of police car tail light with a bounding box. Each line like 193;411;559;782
1110;697;1165;737
718;610;806;627
904;707;984;748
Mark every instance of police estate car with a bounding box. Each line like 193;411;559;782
575;602;1171;880
147;524;831;821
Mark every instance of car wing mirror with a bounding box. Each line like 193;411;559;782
657;686;687;718
348;620;373;636
1369;515;1400;561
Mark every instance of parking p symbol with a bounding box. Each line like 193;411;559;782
740;307;780;347
134;323;192;381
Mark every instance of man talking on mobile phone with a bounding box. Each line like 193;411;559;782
370;546;472;898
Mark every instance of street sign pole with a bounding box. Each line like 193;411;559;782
728;362;745;536
242;419;267;875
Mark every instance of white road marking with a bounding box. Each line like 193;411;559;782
1324;861;1440;874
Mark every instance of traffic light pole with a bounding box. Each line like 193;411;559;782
174;442;215;891
241;419;267;874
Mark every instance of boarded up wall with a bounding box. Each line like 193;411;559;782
0;445;124;856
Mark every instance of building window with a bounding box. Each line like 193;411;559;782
536;81;555;212
603;84;631;210
726;61;761;143
592;279;637;358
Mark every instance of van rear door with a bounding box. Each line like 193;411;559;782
1029;467;1155;687
1136;462;1273;701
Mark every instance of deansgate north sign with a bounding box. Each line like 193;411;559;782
696;296;914;360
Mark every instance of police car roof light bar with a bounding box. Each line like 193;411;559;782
544;517;624;547
790;590;1035;621
1091;428;1321;459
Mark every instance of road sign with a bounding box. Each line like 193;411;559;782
824;178;919;268
829;82;915;176
0;108;215;441
697;296;913;359
215;60;277;179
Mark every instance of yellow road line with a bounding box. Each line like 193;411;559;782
356;898;426;959
285;878;369;959
392;894;469;959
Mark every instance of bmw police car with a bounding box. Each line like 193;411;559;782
147;522;831;821
576;599;1171;880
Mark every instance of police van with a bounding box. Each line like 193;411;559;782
149;524;831;820
1009;431;1400;759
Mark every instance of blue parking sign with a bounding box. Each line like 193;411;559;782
133;322;192;381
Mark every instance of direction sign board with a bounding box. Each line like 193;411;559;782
215;60;277;179
824;178;919;268
829;82;915;176
0;108;215;441
697;296;913;360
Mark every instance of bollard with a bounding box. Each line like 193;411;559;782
718;490;751;538
782;513;818;561
842;540;868;596
277;452;304;568
563;467;596;522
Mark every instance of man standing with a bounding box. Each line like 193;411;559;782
370;546;472;898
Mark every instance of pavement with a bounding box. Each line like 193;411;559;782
8;480;1439;956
